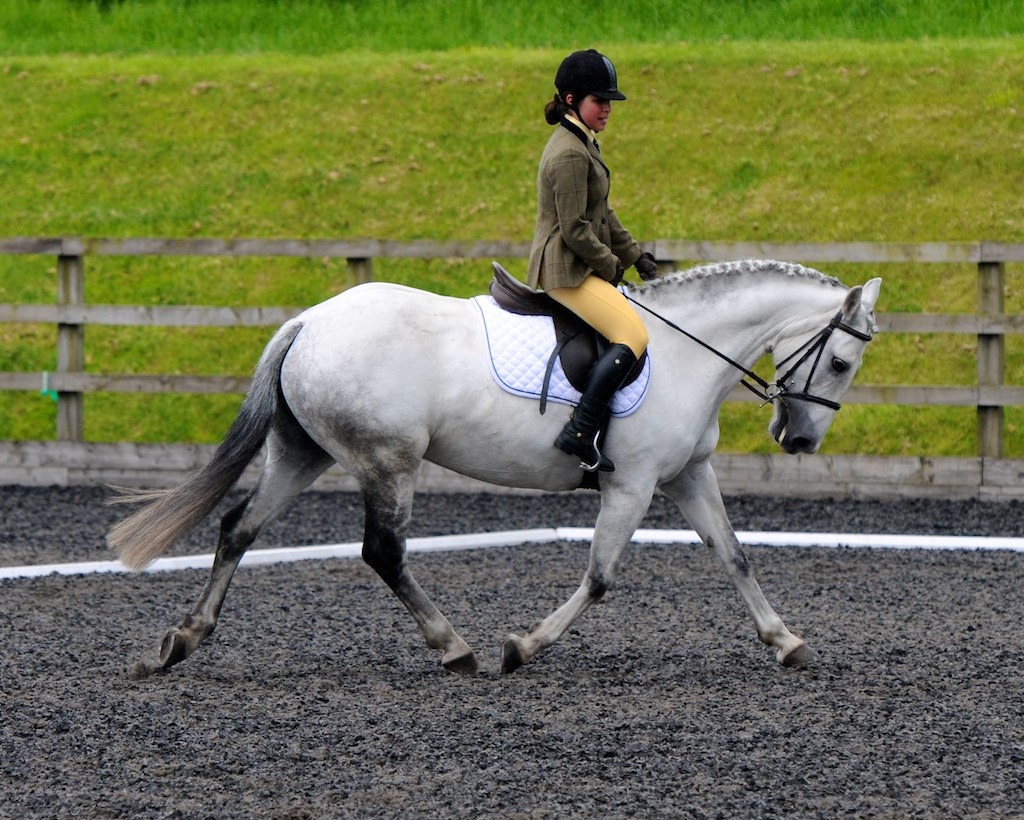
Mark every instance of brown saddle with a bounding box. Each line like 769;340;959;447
488;262;646;412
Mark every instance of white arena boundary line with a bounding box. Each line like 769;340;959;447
3;527;1024;581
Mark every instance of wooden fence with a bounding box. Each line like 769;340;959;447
2;236;1024;499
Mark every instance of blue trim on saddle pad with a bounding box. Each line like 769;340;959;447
472;295;651;417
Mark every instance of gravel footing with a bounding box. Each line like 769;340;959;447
2;486;1023;818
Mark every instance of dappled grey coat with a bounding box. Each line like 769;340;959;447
527;117;642;292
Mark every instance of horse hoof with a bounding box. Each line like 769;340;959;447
442;649;479;675
157;629;189;669
501;635;526;674
780;642;818;668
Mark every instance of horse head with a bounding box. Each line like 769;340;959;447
768;277;882;454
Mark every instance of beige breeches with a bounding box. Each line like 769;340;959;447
548;275;649;358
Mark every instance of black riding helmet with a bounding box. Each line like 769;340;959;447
554;49;627;103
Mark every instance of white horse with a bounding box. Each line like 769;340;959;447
109;260;881;678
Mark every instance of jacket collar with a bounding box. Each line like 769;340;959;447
558;116;607;175
559;115;599;150
562;113;598;144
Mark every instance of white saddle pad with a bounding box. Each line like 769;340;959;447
472;295;651;417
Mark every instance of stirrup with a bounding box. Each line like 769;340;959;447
555;428;615;472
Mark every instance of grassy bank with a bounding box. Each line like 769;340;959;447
1;8;1022;455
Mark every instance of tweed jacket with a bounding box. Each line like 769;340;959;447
526;117;642;291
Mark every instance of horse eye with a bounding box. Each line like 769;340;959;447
831;357;849;374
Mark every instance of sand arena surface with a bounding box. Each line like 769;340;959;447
2;487;1023;817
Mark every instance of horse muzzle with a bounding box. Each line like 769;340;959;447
770;401;820;455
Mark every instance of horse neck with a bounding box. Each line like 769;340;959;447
633;268;846;369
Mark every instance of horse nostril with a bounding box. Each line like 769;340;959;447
790;436;814;453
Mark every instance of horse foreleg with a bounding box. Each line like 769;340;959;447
660;461;815;667
502;484;653;673
501;586;601;674
360;477;478;675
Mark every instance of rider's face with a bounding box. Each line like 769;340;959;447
572;94;612;133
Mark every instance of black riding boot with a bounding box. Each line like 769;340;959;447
554;343;638;472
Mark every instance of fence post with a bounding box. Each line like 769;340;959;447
977;259;1005;458
346;257;372;288
56;253;85;441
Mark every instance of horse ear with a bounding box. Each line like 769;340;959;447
842;285;863;318
860;277;882;312
842;277;882;317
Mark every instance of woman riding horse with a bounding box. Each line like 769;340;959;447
527;49;659;473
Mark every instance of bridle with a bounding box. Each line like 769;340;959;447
763;310;874;410
625;295;874;412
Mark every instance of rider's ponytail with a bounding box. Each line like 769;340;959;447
544;93;570;125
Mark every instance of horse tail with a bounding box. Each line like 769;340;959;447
107;320;304;571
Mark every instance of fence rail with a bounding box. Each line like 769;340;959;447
2;236;1023;498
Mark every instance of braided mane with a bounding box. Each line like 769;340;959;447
624;259;843;294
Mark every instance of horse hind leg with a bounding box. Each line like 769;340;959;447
359;468;478;674
129;433;333;679
129;496;253;679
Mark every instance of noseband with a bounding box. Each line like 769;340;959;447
626;297;874;412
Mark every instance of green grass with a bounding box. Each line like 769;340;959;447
1;0;1022;54
1;3;1023;454
3;43;1022;246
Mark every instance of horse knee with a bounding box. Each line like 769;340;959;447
731;547;753;578
587;575;610;601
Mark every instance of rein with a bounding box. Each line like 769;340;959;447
625;294;873;411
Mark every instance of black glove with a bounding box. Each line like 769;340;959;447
634;252;659;281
